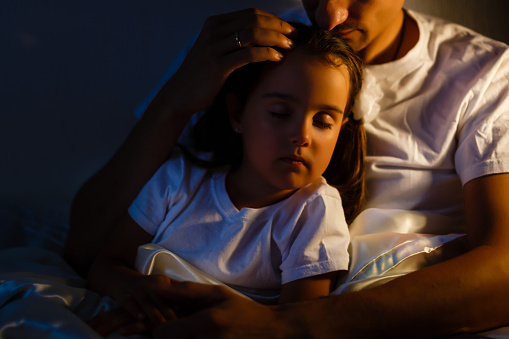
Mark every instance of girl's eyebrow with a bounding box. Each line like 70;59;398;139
262;92;344;115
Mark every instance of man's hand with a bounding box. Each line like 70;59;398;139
88;307;151;337
162;8;296;116
88;274;182;337
153;281;293;339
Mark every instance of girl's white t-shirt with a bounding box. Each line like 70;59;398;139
129;148;350;296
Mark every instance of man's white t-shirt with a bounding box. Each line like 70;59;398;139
359;10;509;223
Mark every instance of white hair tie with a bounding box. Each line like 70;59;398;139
352;68;383;123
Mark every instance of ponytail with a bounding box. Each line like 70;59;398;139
323;116;366;224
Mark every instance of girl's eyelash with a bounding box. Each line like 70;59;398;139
270;111;332;130
314;121;333;130
270;112;289;118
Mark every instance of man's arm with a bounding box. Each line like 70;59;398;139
64;89;192;278
63;9;296;277
154;173;509;338
333;173;509;337
336;173;509;338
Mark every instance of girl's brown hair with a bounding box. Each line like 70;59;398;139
185;22;366;223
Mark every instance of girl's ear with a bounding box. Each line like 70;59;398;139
227;92;243;133
341;115;350;129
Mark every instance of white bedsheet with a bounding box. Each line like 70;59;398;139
1;206;508;338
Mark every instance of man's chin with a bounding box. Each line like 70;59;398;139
333;29;365;51
341;37;364;53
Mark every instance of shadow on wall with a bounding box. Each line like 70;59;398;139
0;0;507;218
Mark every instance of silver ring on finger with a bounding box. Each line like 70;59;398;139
235;31;242;48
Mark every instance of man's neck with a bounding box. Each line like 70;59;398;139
361;10;419;65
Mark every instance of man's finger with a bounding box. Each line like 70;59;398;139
221;11;295;37
162;281;249;308
219;46;285;76
88;308;135;336
118;320;152;336
153;313;209;339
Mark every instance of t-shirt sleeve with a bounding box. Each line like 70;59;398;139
456;48;509;185
128;148;188;235
278;185;350;285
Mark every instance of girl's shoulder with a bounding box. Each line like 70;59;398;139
267;177;344;225
293;177;342;204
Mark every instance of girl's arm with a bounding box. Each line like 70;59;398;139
64;8;295;278
278;271;341;304
278;186;349;304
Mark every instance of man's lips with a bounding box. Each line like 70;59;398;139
332;24;362;38
337;28;360;39
339;28;356;35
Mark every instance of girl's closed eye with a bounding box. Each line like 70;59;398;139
314;120;333;130
271;111;290;119
313;113;336;130
268;103;291;119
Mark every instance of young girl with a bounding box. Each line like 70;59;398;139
88;22;365;333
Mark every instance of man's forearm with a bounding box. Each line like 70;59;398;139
283;244;509;338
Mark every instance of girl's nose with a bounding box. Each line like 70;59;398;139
291;120;311;147
315;0;349;31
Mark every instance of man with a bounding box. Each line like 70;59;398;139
66;1;509;337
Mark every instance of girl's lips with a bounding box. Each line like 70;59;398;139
281;155;308;167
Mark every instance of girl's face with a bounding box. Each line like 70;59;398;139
230;50;350;202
